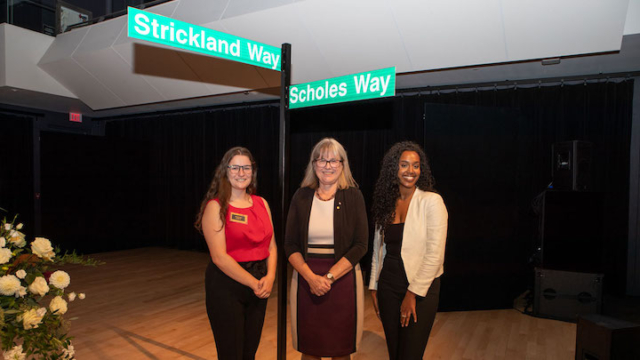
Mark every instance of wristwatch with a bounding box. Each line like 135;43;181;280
325;272;335;283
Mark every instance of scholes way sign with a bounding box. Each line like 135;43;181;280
289;67;396;109
128;7;281;71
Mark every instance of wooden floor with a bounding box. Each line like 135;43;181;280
61;248;576;359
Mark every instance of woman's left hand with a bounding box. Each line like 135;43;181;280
400;290;417;327
255;275;275;299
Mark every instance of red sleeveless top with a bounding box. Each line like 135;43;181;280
213;195;273;262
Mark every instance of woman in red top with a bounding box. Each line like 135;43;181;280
195;146;277;360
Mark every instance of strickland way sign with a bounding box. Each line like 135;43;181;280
127;7;281;71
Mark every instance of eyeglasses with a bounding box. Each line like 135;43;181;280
314;159;343;168
227;165;253;174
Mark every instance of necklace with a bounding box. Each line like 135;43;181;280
315;189;336;201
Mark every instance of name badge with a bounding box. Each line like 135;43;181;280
230;212;248;224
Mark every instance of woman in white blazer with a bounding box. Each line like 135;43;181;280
369;141;448;360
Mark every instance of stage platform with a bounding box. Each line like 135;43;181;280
62;248;576;359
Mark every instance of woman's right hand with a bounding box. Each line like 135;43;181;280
370;290;381;319
307;274;332;296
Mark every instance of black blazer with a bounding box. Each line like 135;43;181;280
284;187;368;265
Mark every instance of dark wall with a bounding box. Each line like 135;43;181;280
0;113;34;234
422;104;529;310
40;132;150;253
1;105;101;245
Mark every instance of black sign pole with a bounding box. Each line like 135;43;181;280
277;43;291;360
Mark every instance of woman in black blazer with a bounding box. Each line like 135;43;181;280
284;138;368;360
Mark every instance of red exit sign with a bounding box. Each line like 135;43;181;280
69;112;82;123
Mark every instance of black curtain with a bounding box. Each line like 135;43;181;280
0;113;34;234
40;131;150;253
30;79;633;310
106;105;280;252
418;81;634;302
420;103;527;310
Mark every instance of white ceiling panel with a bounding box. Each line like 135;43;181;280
294;0;411;76
6;0;635;117
392;0;507;71
502;0;628;61
214;6;290;48
397;34;640;90
142;73;216;102
0;26;6;86
141;0;181;17
38;27;89;65
624;0;640;35
171;0;227;24
202;84;249;95
73;48;162;107
221;0;295;20
216;4;325;84
3;25;74;97
75;17;127;55
40;58;126;108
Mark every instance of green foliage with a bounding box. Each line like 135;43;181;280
56;250;105;267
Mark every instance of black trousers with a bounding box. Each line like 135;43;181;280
205;260;268;360
377;255;440;360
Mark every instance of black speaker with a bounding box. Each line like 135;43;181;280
534;268;602;322
552;140;593;191
575;314;640;360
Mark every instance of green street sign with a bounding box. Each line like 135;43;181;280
289;67;395;109
127;7;281;71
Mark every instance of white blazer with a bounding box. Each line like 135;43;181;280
369;189;448;297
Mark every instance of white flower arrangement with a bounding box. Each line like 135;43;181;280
0;213;102;359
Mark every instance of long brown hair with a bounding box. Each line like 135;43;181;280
194;147;257;232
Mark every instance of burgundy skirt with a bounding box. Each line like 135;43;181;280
290;249;364;357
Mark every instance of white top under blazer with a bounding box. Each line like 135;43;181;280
308;196;335;245
369;188;448;297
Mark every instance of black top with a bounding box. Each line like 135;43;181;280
284;187;369;265
385;223;404;257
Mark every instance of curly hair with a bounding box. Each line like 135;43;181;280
372;141;436;233
194;147;257;232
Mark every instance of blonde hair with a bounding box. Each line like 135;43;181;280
300;138;358;189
